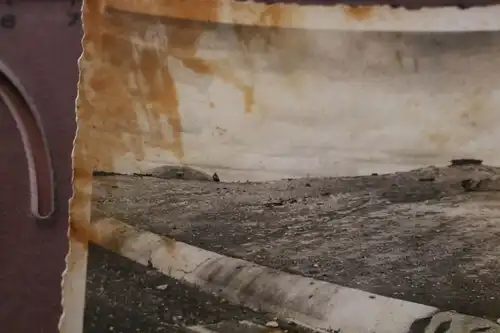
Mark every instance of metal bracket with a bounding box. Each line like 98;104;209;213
0;74;56;220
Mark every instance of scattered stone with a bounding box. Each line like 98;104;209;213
266;321;279;328
156;284;168;290
133;172;153;177
213;173;220;182
450;158;483;166
146;165;212;181
265;200;284;207
461;179;482;191
419;176;435;182
461;177;499;192
93;170;123;177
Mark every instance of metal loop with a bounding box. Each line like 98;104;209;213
0;74;56;220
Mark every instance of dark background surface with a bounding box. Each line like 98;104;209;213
84;245;272;333
0;1;81;332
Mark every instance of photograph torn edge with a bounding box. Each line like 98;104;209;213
59;0;94;331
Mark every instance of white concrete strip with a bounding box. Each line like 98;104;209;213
184;326;218;333
185;320;285;333
89;217;500;333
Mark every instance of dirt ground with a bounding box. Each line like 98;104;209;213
92;164;500;320
84;244;274;333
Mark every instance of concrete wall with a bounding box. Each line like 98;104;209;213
78;2;500;182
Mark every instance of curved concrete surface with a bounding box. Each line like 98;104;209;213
79;3;500;181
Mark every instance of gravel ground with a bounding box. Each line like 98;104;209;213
92;164;500;320
84;244;274;333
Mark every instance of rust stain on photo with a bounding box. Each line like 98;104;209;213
343;5;375;20
80;0;265;171
80;4;198;171
258;4;286;26
243;86;254;113
166;17;255;114
106;0;220;23
428;132;451;152
82;1;218;170
68;144;94;250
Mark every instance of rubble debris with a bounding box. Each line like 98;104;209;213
450;159;483;167
213;173;220;182
146;165;212;181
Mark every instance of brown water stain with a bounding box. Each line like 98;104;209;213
243;86;254;113
68;145;94;252
80;8;188;172
80;0;291;178
228;4;296;114
162;237;178;253
70;0;228;274
167;19;255;114
428;132;451;152
70;216;127;254
460;91;487;129
395;50;403;67
210;66;254;114
107;0;220;23
344;6;375;21
78;0;126;171
82;3;263;175
93;219;130;254
108;1;300;116
69;217;92;249
107;0;290;28
258;4;285;26
161;21;243;127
